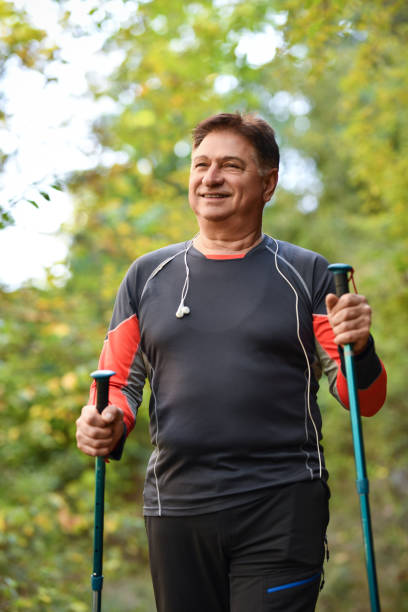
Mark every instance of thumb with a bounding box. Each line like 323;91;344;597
325;293;338;314
102;405;122;424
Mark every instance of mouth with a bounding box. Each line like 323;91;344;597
199;193;230;199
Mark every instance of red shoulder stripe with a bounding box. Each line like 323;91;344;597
89;314;141;433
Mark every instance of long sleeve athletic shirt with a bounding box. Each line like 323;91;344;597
89;235;387;516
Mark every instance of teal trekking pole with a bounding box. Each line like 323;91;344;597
90;369;115;612
328;264;381;612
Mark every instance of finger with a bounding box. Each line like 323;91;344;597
76;423;113;443
325;293;338;314
335;293;368;310
329;304;371;328
330;309;370;336
327;293;370;319
333;329;370;349
101;405;123;425
76;419;112;440
331;309;371;333
332;325;370;344
334;302;371;323
76;441;112;457
327;293;367;318
77;435;113;453
79;404;107;427
76;429;114;454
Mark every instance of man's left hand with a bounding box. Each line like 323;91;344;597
325;293;372;355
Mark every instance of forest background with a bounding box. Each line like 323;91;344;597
1;0;407;610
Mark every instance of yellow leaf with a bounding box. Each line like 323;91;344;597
131;109;156;127
45;322;70;337
23;525;34;537
61;372;78;391
8;426;20;441
47;378;61;393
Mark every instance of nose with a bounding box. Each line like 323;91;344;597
202;163;223;186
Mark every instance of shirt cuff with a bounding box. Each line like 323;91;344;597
338;335;382;389
108;422;127;460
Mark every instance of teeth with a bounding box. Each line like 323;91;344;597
202;194;226;198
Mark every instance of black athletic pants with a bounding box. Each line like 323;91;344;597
145;480;330;612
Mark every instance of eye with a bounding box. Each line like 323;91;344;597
224;163;241;169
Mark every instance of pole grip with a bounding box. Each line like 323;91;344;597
91;370;115;414
328;263;353;297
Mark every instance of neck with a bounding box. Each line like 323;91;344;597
193;226;263;255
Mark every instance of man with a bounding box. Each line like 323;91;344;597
76;113;387;611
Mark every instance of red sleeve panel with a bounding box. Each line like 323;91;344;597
313;314;387;417
89;314;142;433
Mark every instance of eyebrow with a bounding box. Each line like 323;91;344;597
192;155;247;166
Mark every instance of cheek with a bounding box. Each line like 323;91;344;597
188;173;199;193
188;178;199;209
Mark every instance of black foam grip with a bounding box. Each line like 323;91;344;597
334;273;349;297
95;378;110;414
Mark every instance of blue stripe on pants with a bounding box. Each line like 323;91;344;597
266;572;321;594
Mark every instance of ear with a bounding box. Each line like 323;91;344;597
263;168;279;202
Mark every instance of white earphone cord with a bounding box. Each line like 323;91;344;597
176;239;193;318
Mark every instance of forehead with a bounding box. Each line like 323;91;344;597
192;129;257;161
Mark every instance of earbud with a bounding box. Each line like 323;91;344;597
176;305;190;318
175;240;194;318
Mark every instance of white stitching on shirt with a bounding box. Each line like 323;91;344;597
265;240;312;304
150;366;162;516
266;237;322;479
140;248;186;303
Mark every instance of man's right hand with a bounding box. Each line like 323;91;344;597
76;404;124;457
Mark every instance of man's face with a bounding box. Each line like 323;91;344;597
188;130;277;226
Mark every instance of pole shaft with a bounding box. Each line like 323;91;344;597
343;346;380;612
92;591;102;612
93;457;106;577
327;265;381;611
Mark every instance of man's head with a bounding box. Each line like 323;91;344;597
192;112;280;176
189;113;279;229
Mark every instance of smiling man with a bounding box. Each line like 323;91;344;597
189;129;277;229
76;113;387;612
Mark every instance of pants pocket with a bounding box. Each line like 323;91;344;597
262;572;321;612
284;480;330;568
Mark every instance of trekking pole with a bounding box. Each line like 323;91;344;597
90;369;115;612
328;264;381;612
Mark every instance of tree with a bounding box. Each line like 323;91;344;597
0;0;61;228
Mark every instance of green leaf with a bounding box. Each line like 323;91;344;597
27;199;39;208
0;210;14;229
39;191;51;201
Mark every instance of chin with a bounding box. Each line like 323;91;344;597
198;210;233;223
192;202;233;222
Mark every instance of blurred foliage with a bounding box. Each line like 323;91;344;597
1;0;407;610
0;0;60;227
